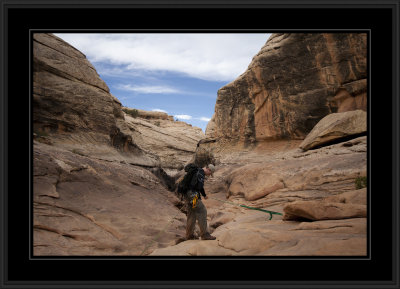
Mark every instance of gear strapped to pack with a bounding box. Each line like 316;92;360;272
188;190;199;208
192;194;199;208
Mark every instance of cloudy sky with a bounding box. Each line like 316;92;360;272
55;33;271;132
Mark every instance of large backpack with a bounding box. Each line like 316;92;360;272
176;163;199;199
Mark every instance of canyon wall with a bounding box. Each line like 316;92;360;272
33;33;203;169
32;33;368;257
32;33;203;255
205;33;367;147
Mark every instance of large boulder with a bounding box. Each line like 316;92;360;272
227;164;284;201
283;201;367;221
299;110;367;151
283;188;367;221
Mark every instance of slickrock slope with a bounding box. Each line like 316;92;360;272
151;135;367;256
33;141;186;255
205;33;367;147
122;108;204;170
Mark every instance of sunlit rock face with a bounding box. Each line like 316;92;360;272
206;33;367;146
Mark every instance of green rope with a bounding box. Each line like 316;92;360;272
209;197;282;220
140;196;283;255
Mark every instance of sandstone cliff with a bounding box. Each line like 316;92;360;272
205;33;367;148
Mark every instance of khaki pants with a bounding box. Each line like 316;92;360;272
186;193;208;239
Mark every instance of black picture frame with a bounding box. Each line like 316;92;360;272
1;0;399;288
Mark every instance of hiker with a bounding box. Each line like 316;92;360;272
178;164;216;241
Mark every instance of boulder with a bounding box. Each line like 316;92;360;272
283;201;367;221
299;110;367;151
227;164;284;201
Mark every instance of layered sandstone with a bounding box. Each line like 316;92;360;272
33;33;116;135
121;109;204;169
205;33;367;147
32;33;157;167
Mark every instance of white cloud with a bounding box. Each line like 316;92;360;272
152;108;168;113
198;117;211;122
115;84;181;94
174;114;192;120
55;33;270;82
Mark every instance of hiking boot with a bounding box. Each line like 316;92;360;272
186;235;198;240
201;233;216;240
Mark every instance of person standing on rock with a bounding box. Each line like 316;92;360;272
182;164;216;241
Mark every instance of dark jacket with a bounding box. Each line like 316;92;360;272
189;168;206;199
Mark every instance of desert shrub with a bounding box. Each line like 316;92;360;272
355;176;367;189
123;108;139;118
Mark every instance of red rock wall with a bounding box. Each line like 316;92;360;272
206;33;367;145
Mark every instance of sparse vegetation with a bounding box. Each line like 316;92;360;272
355;176;367;189
123;108;139;118
154;121;161;127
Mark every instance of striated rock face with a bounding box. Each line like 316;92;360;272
33;33;117;135
205;33;367;146
32;33;157;167
121;109;204;169
33;33;203;169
